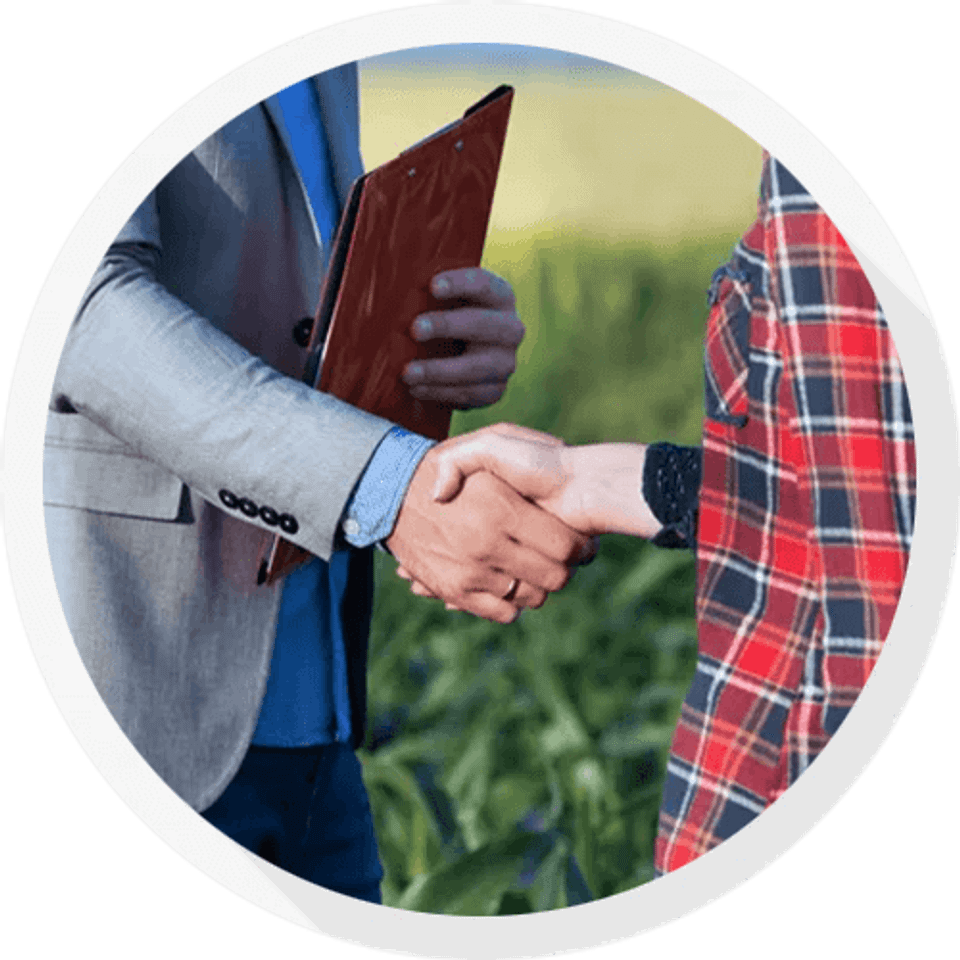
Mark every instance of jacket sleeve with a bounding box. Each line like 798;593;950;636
789;293;915;735
766;164;916;736
51;189;395;561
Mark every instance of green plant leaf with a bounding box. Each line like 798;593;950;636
497;892;534;915
528;836;569;911
565;854;594;906
598;721;676;759
360;754;444;855
612;549;694;607
396;832;555;916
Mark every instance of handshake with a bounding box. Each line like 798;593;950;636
385;424;660;623
382;266;660;624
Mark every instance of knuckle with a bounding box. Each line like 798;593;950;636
524;589;547;610
448;572;472;597
544;566;570;593
457;597;483;618
469;469;499;493
499;315;521;342
475;531;498;556
461;524;494;557
558;534;584;563
493;274;516;304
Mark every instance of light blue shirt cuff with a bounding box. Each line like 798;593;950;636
342;426;435;547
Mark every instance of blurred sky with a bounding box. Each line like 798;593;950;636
363;42;661;82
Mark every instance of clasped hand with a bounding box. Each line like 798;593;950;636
389;423;661;620
386;269;594;623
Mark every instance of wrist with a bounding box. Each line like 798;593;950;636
563;443;660;538
343;426;435;548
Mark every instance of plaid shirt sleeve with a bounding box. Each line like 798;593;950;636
654;154;916;874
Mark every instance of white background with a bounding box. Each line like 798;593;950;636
4;4;960;957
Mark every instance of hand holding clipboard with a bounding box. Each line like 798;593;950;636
260;85;515;585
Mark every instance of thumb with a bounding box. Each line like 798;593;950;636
432;435;565;503
431;440;521;502
430;433;525;502
432;456;470;502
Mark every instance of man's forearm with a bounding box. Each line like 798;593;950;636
55;243;394;561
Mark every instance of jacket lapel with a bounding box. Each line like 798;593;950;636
260;93;319;250
313;62;365;209
260;62;365;224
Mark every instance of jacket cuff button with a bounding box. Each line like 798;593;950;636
279;513;299;535
219;489;239;509
259;506;279;526
238;497;259;517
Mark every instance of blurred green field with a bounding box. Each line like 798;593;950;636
355;50;762;913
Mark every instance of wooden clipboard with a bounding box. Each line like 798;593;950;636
259;84;514;586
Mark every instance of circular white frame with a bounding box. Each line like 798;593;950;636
4;3;955;956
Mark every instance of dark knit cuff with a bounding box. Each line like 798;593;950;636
641;443;702;549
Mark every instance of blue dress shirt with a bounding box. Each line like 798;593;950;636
251;79;433;746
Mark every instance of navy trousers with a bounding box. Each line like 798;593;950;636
201;743;384;903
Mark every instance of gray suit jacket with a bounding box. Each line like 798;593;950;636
43;64;393;812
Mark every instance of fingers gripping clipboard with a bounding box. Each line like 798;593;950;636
259;85;514;586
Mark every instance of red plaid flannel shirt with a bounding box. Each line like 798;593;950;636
654;154;916;874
